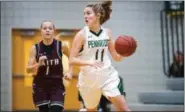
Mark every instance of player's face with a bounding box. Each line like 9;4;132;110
41;22;55;39
84;7;99;27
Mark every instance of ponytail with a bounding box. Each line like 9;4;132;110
100;1;112;25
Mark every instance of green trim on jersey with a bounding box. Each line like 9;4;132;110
118;76;125;96
90;29;103;37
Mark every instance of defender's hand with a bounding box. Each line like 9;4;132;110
64;73;72;81
38;56;47;66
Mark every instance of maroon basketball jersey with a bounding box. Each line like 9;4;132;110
35;39;63;79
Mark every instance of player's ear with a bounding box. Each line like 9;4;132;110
97;13;101;18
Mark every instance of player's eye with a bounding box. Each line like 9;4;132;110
49;27;53;30
87;12;91;15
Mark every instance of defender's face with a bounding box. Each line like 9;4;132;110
84;7;98;27
41;22;55;39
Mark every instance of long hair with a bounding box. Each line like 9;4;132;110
87;1;112;25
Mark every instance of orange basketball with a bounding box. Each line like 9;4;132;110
115;35;137;57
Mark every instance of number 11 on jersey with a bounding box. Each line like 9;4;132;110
95;49;104;62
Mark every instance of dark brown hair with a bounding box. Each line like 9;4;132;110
87;1;112;25
40;20;55;29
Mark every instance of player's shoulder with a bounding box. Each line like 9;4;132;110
103;27;112;36
29;45;36;54
55;38;62;43
103;27;112;33
33;40;43;50
75;27;86;39
33;41;40;49
31;45;36;50
34;40;42;46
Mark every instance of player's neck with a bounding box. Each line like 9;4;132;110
43;38;54;46
89;24;101;33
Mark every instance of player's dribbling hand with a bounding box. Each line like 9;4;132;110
38;56;47;66
89;60;104;69
64;73;72;81
117;54;124;61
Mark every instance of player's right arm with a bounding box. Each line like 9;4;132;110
69;30;91;66
26;46;47;74
69;30;103;68
26;46;39;74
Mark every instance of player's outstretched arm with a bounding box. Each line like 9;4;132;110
107;28;123;62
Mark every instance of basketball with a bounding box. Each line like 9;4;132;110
115;35;137;57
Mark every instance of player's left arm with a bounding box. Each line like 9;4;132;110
61;41;72;80
106;28;123;62
55;33;70;57
62;41;70;58
55;34;72;80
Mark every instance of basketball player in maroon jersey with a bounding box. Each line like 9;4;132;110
26;21;72;112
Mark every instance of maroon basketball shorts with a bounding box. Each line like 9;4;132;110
32;78;65;107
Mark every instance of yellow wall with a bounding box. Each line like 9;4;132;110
12;29;80;111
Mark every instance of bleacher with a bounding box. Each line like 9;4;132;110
137;78;184;111
110;78;184;111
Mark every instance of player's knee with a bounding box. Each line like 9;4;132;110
119;106;127;111
50;105;63;112
86;107;97;111
118;102;130;111
38;104;49;112
83;98;100;110
120;106;131;111
85;104;98;111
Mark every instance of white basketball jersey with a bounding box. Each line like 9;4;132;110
78;26;111;71
77;26;119;88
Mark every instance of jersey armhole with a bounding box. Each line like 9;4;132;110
57;40;63;59
79;45;84;54
35;44;39;62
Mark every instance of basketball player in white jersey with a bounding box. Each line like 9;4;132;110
69;1;130;111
